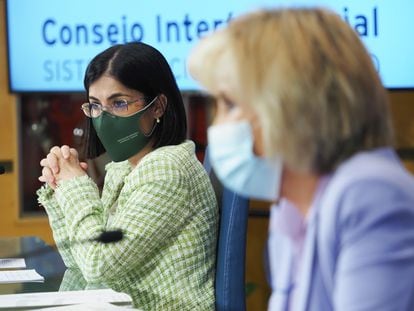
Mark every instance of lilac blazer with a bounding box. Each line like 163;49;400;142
270;148;414;311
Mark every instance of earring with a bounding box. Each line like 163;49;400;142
156;118;160;123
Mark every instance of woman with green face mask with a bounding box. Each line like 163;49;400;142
37;42;218;310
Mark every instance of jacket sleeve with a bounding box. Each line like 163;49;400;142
59;268;88;291
36;184;78;268
54;157;192;284
334;179;414;311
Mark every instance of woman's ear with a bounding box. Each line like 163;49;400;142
153;94;167;119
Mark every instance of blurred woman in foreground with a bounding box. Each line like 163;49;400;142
189;8;414;311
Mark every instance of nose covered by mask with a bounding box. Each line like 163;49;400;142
207;120;283;201
92;99;156;162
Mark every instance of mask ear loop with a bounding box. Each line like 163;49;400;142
143;117;160;137
141;96;161;137
136;96;158;114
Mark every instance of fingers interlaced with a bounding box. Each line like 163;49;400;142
70;148;79;158
61;145;71;159
40;158;48;167
80;162;88;171
46;152;59;174
39;166;57;189
50;146;62;156
41;166;52;180
39;146;83;186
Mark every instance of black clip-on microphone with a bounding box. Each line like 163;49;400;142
10;229;124;259
60;229;124;248
92;230;123;244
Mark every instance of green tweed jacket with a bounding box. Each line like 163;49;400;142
37;141;218;310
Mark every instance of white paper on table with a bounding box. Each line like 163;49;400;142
0;289;133;309
0;258;26;269
0;269;44;283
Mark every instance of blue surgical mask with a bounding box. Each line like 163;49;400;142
207;120;282;201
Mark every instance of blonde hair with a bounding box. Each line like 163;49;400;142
189;8;394;173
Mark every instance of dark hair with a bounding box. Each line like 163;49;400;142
83;42;187;159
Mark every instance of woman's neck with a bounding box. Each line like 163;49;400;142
128;141;155;167
280;168;320;217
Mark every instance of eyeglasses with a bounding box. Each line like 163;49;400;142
81;98;147;118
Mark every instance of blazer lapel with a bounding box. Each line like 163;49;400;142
101;162;132;214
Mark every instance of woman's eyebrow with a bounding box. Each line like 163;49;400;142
88;93;132;101
88;96;99;101
107;93;131;100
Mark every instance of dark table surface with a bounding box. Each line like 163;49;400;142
0;237;135;310
0;236;67;295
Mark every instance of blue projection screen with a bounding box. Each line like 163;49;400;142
6;0;414;92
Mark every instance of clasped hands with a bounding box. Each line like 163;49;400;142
39;145;88;190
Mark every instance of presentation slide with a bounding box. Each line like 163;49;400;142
6;0;414;92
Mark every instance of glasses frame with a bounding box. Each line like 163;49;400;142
81;97;149;118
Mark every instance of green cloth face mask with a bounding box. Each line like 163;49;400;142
92;98;157;162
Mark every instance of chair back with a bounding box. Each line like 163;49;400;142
204;150;249;311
